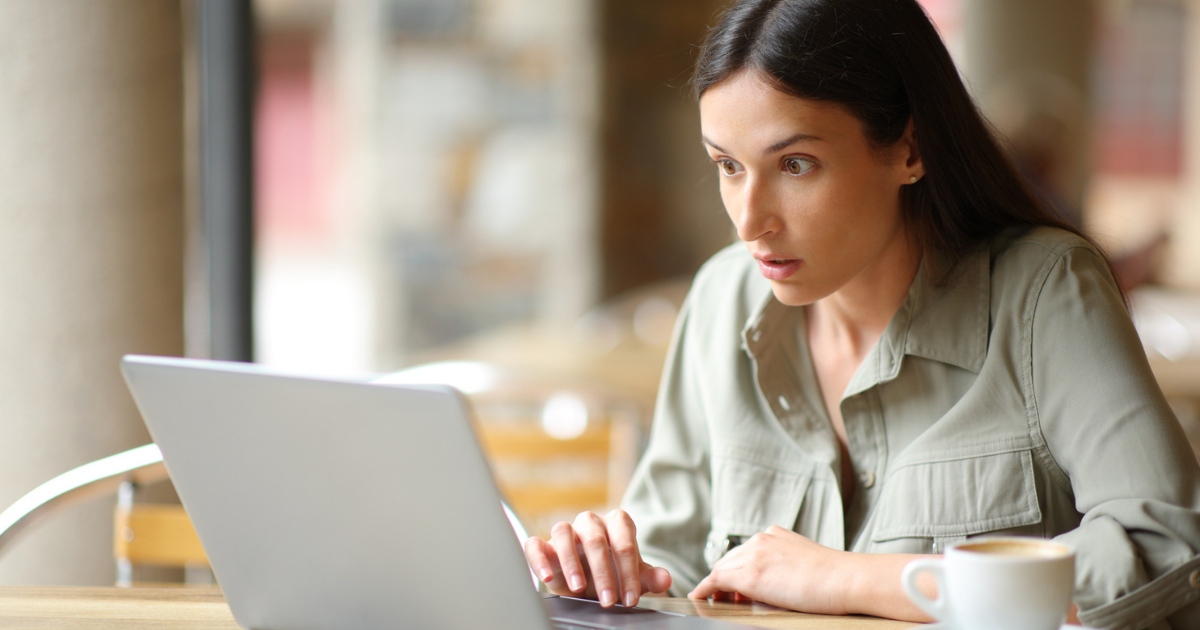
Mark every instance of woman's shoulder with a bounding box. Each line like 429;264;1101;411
991;226;1103;266
983;226;1123;329
988;226;1114;292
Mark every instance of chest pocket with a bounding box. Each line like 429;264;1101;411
704;453;813;567
868;448;1043;553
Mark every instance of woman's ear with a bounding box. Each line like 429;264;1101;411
900;118;925;180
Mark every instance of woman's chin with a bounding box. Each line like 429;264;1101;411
769;282;823;307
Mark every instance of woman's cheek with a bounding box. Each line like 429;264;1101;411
719;187;741;225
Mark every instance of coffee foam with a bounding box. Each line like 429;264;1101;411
957;539;1070;558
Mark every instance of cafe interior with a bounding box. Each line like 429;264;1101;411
1;0;1199;606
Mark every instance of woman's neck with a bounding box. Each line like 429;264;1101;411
807;231;921;360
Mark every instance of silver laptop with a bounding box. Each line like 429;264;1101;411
121;355;756;630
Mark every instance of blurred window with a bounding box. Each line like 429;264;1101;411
253;0;599;374
1093;0;1185;177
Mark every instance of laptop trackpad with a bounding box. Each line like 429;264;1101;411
542;594;746;629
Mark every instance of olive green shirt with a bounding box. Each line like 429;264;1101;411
622;228;1200;630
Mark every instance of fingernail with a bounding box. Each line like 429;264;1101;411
540;569;553;582
601;589;616;606
569;575;585;591
624;590;637;607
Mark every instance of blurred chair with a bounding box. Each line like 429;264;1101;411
574;277;691;354
404;278;691;419
376;361;648;538
0;442;535;586
113;480;209;586
0;444;210;586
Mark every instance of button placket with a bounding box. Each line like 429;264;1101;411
842;395;875;482
841;389;888;547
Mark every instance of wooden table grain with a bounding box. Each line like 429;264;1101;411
635;596;919;629
0;586;237;629
0;586;918;629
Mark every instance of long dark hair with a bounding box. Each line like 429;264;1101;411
693;0;1102;281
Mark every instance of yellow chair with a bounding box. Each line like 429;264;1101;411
0;444;210;586
113;476;209;586
0;441;534;585
377;361;647;538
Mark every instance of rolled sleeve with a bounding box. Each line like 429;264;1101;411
1030;244;1200;629
1075;555;1200;630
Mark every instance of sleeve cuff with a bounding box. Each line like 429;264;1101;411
1078;555;1200;630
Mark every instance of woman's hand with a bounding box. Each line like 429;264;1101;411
523;509;672;608
689;526;933;621
688;526;851;614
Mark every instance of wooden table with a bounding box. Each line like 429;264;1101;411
637;596;919;629
0;586;919;629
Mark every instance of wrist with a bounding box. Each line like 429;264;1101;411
837;551;873;615
800;547;862;615
838;553;932;621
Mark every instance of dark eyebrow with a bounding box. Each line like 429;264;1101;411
764;133;821;155
701;133;822;157
701;136;729;155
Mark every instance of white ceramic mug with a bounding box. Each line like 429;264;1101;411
901;537;1075;630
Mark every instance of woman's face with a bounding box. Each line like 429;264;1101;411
699;70;922;306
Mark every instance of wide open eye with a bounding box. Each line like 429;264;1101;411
783;157;814;176
717;159;742;177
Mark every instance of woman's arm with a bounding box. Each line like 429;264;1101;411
620;289;719;595
1030;245;1200;629
524;282;718;602
686;526;931;620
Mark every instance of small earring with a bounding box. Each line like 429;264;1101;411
909;176;918;184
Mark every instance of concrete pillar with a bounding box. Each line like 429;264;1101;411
0;1;184;585
960;0;1094;221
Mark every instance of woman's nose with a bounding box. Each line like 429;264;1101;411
733;177;780;243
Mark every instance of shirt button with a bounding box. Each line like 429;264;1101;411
1189;570;1200;590
859;471;876;488
777;395;791;411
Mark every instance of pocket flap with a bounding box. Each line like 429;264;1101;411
710;454;812;538
871;448;1042;542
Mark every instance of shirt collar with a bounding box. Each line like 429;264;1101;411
898;245;991;374
742;244;991;391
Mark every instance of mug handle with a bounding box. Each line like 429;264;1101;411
901;557;949;622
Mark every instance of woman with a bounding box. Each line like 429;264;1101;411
523;1;1200;627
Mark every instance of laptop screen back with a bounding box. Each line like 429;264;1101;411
121;355;551;630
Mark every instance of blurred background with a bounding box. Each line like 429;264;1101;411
2;0;1200;586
